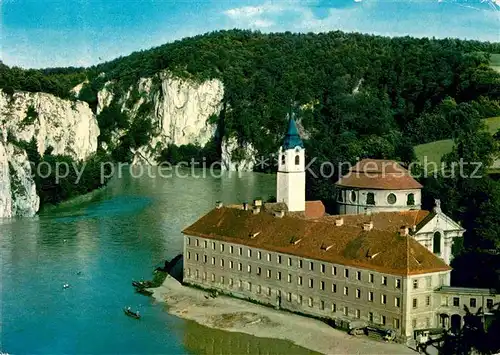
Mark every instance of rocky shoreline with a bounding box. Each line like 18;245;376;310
149;275;415;355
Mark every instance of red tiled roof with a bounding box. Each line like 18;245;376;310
304;200;326;219
182;207;450;276
335;159;423;190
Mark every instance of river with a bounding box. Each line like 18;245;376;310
0;167;317;354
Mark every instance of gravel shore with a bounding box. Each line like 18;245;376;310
150;275;415;355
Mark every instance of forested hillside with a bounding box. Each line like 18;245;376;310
1;29;500;290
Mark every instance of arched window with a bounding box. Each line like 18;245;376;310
407;193;415;206
281;154;285;166
433;232;441;254
351;191;357;203
366;192;375;205
295;154;300;165
338;190;344;202
387;193;397;205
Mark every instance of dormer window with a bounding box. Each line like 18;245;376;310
366;192;375;205
407;193;415;206
351;191;357;203
433;231;441;254
295;155;300;165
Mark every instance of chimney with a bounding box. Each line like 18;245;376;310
253;199;263;207
335;218;344;226
412;225;417;233
363;221;373;231
252;206;261;214
242;202;249;211
399;226;409;236
215;201;223;209
274;210;285;218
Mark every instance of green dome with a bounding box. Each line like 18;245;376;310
282;118;304;150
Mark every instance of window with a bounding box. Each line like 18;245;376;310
288;257;292;266
356;271;361;281
298;260;303;268
295;155;300;165
298;276;302;285
196;269;199;278
220;259;224;267
381;315;386;326
407;193;415;206
257;267;261;275
321;264;325;273
267;253;271;262
368;291;374;302
277;271;282;280
287;292;292;302
247;265;251;273
320;300;325;310
247;282;252;291
187;251;191;259
320;281;325;290
332;266;337;275
351;191;357;202
268;287;272;296
187;268;191;276
309;279;314;288
238;280;242;288
238;247;242;255
356;289;361;298
281;154;285;165
470;298;477;308
309;262;314;271
396;279;401;289
220;244;224;252
426;276;432;288
453;297;460;307
344;269;349;278
412;319;417;329
257;285;261;294
356;309;361;319
332;303;337;312
382;276;387;285
366;192;375;205
267;270;271;278
220;276;224;284
413;279;419;289
247;249;252;257
203;272;207;280
238;263;242;271
387;193;397;205
332;284;337;293
487;299;494;309
212;242;216;250
203;255;208;263
298;295;302;304
204;241;208;248
344;306;349;316
395;297;401;308
440;275;446;286
277;255;282;264
308;298;314;307
413;298;418;308
344;287;348;296
394;318;400;329
369;312;374;322
381;294;387;305
229;278;233;286
287;274;292;283
426;295;431;306
187;237;191;245
211;273;215;282
229;261;233;269
230;246;234;254
195;239;199;247
195;253;199;261
257;251;261;259
433;232;442;254
369;273;374;283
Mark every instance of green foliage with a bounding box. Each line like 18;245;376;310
22;105;38;126
157;139;219;166
96;101;129;145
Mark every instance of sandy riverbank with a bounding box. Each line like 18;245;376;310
150;276;416;355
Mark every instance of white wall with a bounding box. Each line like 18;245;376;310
276;146;305;212
336;188;421;215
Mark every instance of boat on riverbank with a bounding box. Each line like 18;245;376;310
124;308;141;319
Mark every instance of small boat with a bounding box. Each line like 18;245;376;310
63;283;70;289
124;308;141;319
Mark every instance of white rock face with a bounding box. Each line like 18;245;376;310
221;137;256;172
98;71;227;166
0;90;99;217
0;90;99;161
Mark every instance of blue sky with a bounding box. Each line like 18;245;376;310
1;0;499;68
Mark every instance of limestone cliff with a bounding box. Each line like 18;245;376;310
0;90;99;217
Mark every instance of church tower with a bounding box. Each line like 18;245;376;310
276;116;306;212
